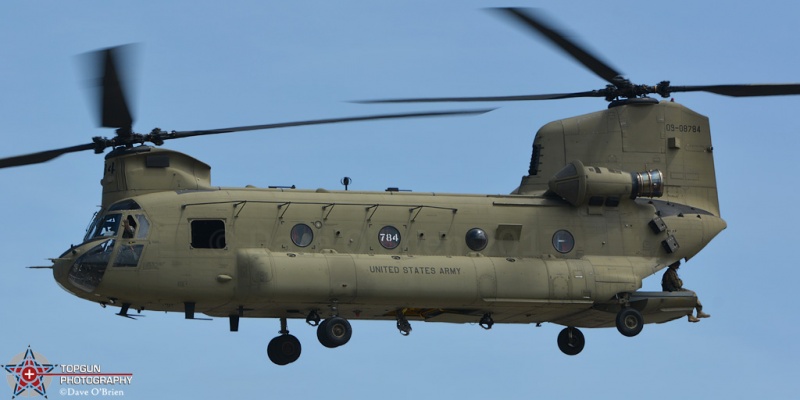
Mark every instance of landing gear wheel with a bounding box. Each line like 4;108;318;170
557;327;585;356
616;308;644;337
317;316;352;348
267;334;302;365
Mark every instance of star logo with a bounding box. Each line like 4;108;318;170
3;347;56;399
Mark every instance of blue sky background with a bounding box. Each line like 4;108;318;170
2;1;799;399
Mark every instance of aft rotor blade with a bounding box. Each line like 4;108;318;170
668;83;800;97
355;91;603;104
494;8;622;85
0;143;95;169
98;46;134;131
164;109;495;139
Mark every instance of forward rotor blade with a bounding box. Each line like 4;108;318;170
0;143;95;169
355;91;602;104
1;110;491;170
494;8;622;85
164;109;494;139
667;83;800;97
98;46;134;131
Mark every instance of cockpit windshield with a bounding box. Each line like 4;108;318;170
84;213;122;242
83;211;151;244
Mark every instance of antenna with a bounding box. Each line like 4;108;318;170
340;176;352;191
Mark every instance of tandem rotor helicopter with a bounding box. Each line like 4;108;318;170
4;8;800;366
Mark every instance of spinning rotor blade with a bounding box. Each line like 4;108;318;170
494;8;622;85
666;83;800;97
357;91;602;104
0;109;493;170
358;7;624;105
96;46;134;133
359;8;800;105
0;46;137;169
1;41;493;171
0;143;95;169
161;109;494;139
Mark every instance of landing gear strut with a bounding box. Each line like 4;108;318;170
395;309;412;336
306;310;321;327
267;318;302;366
479;313;494;330
557;327;585;356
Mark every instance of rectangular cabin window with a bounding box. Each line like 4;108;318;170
191;220;227;249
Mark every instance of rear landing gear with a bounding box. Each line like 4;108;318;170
615;308;644;337
557;327;585;356
317;316;352;348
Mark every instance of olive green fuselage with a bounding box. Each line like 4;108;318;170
53;101;726;329
54;183;723;327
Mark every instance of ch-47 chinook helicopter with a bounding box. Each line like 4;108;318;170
4;8;800;366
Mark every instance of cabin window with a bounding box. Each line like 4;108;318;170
552;230;575;253
191;219;227;249
378;226;401;250
291;223;314;247
465;228;488;251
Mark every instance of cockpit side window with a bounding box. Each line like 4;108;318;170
113;214;150;268
122;215;136;238
135;214;150;239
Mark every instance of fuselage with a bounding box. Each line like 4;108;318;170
53;183;725;327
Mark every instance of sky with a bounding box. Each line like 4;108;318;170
1;1;799;399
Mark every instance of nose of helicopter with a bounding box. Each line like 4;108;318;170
51;248;81;297
51;239;112;301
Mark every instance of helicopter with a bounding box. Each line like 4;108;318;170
3;8;800;367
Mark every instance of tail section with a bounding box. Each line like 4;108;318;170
515;100;721;216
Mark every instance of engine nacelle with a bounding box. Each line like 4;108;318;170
548;160;663;207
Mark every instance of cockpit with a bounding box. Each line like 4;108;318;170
67;200;151;293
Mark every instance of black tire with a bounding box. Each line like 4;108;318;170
317;317;352;348
556;327;585;356
267;334;302;365
616;308;644;337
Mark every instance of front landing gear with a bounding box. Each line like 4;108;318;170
267;334;301;366
557;327;585;356
267;318;301;366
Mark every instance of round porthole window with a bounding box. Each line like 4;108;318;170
291;223;314;247
552;230;575;253
378;226;401;249
465;228;488;251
